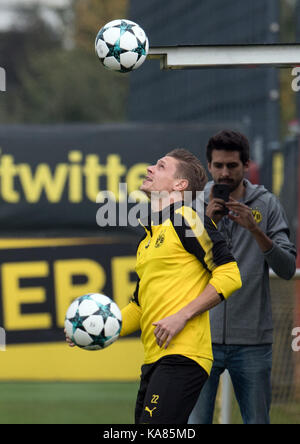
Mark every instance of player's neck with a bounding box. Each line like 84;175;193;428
150;191;183;212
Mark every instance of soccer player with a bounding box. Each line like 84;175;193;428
119;149;242;424
188;130;297;424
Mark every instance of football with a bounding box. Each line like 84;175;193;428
95;19;149;73
64;293;122;350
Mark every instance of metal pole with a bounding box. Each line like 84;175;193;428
220;370;233;424
148;44;300;69
265;0;280;192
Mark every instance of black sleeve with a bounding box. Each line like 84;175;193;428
130;278;140;307
172;211;236;272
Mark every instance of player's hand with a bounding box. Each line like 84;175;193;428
152;313;187;349
206;188;227;224
226;198;257;231
64;328;76;348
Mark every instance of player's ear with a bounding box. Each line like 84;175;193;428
175;178;189;192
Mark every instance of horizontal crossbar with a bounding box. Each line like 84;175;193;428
148;44;300;69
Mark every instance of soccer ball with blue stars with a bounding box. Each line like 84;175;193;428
64;293;122;350
95;19;149;73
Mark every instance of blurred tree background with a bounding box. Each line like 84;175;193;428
0;0;129;123
0;0;298;134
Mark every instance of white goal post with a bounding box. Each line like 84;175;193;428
148;44;300;69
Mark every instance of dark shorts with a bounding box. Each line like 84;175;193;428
135;355;208;424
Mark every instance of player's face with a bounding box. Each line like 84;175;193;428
208;149;249;192
140;156;181;196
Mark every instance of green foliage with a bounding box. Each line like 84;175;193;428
74;0;129;53
11;48;128;123
0;1;129;123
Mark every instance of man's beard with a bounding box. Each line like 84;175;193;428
217;178;243;192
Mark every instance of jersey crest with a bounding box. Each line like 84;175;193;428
251;208;263;224
155;229;166;248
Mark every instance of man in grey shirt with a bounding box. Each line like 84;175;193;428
189;130;296;424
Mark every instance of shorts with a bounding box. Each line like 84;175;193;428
135;354;208;424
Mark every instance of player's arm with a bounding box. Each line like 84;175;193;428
178;208;242;300
120;280;142;337
153;208;241;349
153;265;241;349
153;284;221;349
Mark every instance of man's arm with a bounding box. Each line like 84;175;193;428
153;260;241;349
153;284;222;349
153;206;242;349
226;197;296;280
226;198;273;251
120;300;142;337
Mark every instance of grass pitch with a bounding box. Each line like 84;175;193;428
0;381;139;424
0;381;299;424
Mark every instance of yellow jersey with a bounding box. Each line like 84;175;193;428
120;202;241;375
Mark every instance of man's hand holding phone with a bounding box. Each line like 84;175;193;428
207;184;230;224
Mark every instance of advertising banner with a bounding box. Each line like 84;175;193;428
0;123;219;231
0;122;242;379
0;236;143;380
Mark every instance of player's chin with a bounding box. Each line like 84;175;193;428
140;182;152;193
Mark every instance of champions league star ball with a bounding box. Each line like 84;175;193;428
95;19;149;73
64;293;122;350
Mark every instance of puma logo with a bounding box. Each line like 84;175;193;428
145;406;157;417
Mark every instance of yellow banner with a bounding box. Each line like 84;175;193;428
0;237;143;380
0;339;144;381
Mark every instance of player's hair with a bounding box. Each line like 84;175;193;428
166;148;207;199
206;130;250;165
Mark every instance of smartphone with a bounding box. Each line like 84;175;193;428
212;184;230;215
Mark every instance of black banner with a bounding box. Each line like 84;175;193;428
0;122;239;231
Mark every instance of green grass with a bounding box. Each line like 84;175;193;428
1;382;299;424
0;381;139;424
213;397;300;424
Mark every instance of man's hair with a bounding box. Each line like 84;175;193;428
206;130;250;165
166;148;207;199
